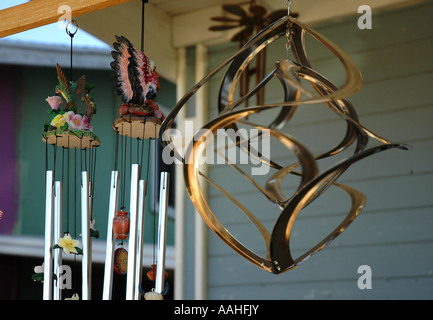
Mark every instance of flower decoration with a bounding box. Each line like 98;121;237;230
90;219;99;238
54;233;82;255
46;96;63;110
50;112;69;130
65;293;80;300
31;263;57;282
43;64;96;133
34;264;44;274
80;219;99;238
67;112;84;131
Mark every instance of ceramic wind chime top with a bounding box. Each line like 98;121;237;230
110;35;163;139
42;64;100;148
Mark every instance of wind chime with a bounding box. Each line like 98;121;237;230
37;20;99;300
102;0;169;300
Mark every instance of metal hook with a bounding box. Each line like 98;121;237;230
286;0;292;17
285;1;293;58
65;19;78;37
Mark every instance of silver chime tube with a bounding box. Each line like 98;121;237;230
134;179;147;300
155;172;170;294
53;181;63;300
43;170;54;300
88;180;93;295
81;171;91;300
102;170;120;300
126;164;140;300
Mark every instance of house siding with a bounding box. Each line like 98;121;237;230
202;1;433;299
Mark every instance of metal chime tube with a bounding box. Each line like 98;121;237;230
88;180;94;296
81;171;91;300
155;172;170;294
43;170;54;300
102;170;120;300
53;181;63;300
126;164;140;300
134;179;147;300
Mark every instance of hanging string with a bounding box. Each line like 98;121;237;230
114;131;119;171
121;124;127;210
53;137;58;180
85;148;87;172
152;123;158;267
66;137;70;234
140;121;149;181
66;19;78;81
136;138;140;165
74;148;77;238
63;18;79;296
130;122;133;168
152;138;157;267
141;0;148;52
61;147;65;182
80;138;83;173
45;138;48;172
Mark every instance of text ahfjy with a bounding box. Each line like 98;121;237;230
174;304;259;317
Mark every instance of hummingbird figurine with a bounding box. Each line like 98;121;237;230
55;63;96;121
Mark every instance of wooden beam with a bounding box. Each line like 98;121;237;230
0;0;134;38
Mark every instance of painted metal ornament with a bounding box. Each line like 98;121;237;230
146;264;168;281
114;247;128;276
113;210;130;240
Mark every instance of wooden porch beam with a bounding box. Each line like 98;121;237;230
0;0;134;38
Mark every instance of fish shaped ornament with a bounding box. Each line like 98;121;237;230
110;35;163;139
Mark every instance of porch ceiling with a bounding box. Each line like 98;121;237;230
0;0;424;81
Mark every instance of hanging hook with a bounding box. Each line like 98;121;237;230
286;0;292;17
65;19;78;37
285;1;293;58
65;19;78;81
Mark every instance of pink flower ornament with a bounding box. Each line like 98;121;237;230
82;115;93;131
67;111;85;131
46;96;63;110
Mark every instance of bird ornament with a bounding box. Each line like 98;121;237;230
110;35;163;120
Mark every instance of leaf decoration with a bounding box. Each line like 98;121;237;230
56;63;70;94
90;228;99;239
74;75;87;96
32;273;57;282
